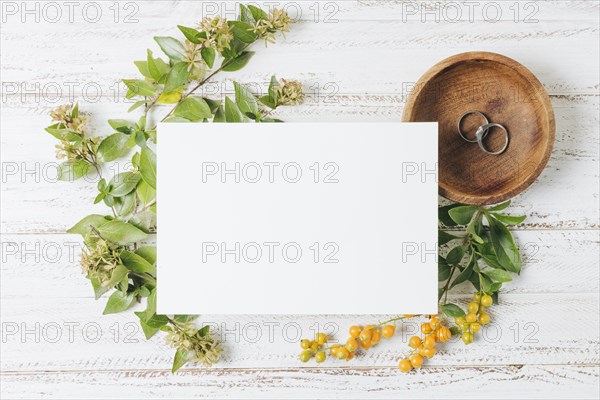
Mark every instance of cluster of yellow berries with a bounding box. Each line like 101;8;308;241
299;332;329;363
298;322;397;363
455;292;493;344
398;315;453;372
299;295;493;371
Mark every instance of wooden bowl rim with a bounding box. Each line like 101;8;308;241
402;51;555;205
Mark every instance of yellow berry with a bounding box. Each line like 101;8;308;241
329;344;341;356
399;359;412;372
381;325;395;339
479;313;491;325
345;338;359;352
310;342;319;352
436;326;452;342
481;295;493;307
418;345;427;357
349;325;361;338
300;339;311;349
299;350;311;362
359;326;373;343
336;347;349;360
423;334;436;348
461;331;474;344
360;339;372;350
466;312;477;323
315;333;327;345
409;354;424;368
370;330;381;345
458;321;470;331
473;292;482;302
421;322;433;334
470;322;481;333
315;351;326;363
408;336;422;348
455;316;466;325
423;346;436;358
346;351;355;361
429;316;440;328
467;302;479;313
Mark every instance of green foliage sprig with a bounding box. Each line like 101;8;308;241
44;5;304;372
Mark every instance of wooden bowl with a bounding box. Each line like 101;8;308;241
402;51;555;205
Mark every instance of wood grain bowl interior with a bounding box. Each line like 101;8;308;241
402;52;555;205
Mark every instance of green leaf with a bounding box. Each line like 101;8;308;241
438;204;461;227
439;230;460;246
134;61;152;79
135;311;165;339
488;215;521;273
154;36;185;61
121;250;155;273
136;180;156;206
90;277;110;300
108;119;136;134
441;303;465;318
172;348;190;373
113;192;135;216
97;220;148;245
57;160;90;181
108;172;140;197
157;91;182;104
146;289;157;318
225;97;244;122
128;100;147;112
173;96;213;121
147;49;170;81
103;291;135;315
177;25;201;44
446;245;465;265
248;5;268;21
45;124;81;141
213;105;225;122
448;206;477;225
438;260;451;281
487;200;511;211
229;21;257;44
239;4;255;24
164;62;190;94
491;213;526;226
140;147;157;189
259;95;277;109
128;210;156;234
67;214;109;235
136;246;157;265
104;264;129;289
201;47;215;68
222;51;254;72
173;315;197;324
98;133;132;162
123;79;157;97
449;256;475;289
233;82;258;117
482;269;513;283
204;98;221;113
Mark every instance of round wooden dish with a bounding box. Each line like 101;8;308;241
402;51;555;205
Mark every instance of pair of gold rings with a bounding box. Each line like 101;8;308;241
457;111;509;155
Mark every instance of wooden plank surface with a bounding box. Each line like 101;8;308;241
1;0;599;398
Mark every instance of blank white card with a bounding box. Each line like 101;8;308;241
157;123;438;314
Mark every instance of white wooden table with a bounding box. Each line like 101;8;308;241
1;1;599;398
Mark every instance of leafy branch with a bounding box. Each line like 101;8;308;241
44;4;303;373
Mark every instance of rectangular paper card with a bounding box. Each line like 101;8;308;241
157;123;438;314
